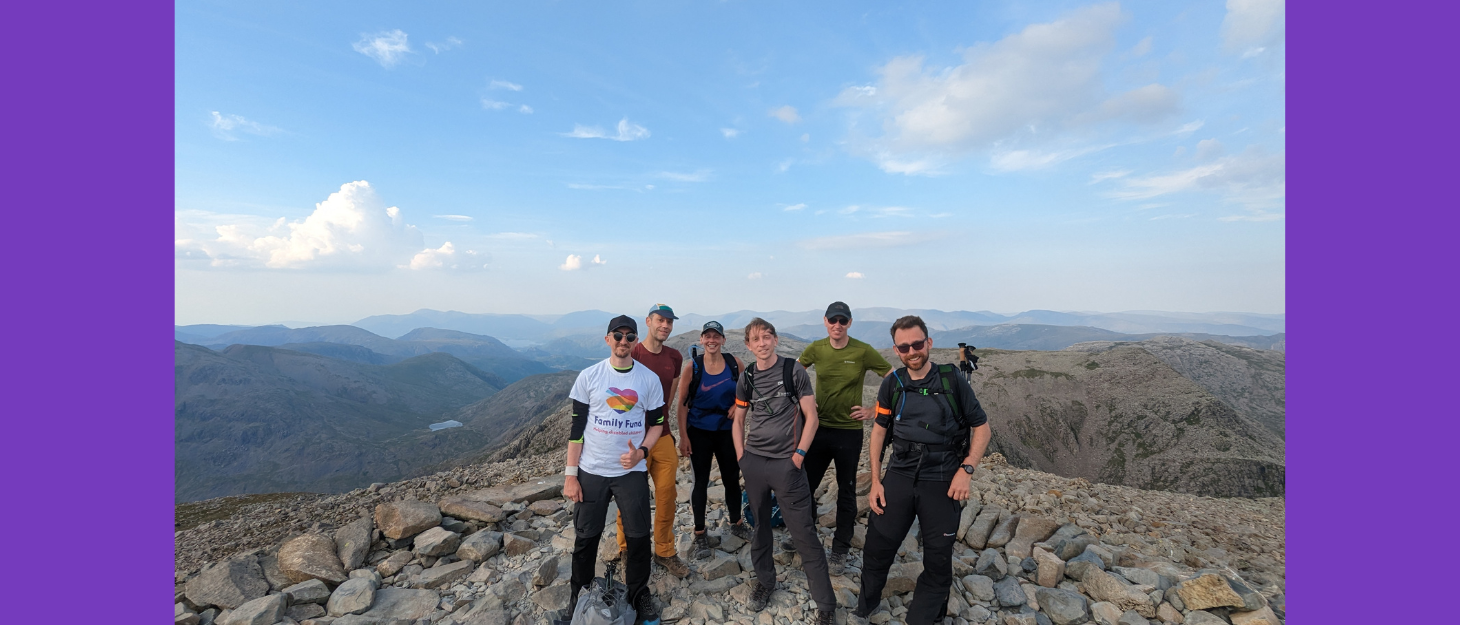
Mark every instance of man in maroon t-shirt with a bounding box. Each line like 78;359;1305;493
613;303;689;577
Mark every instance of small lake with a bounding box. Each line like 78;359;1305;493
429;420;463;431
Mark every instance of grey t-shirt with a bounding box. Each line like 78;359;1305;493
734;356;815;458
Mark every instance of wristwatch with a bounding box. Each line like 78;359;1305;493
795;449;807;457
960;464;976;475
639;445;650;459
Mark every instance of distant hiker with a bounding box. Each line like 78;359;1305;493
794;301;893;574
562;315;665;625
675;320;755;559
610;303;691;579
730;317;838;625
852;315;992;625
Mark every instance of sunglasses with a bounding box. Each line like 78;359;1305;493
611;332;638;343
893;339;928;353
828;316;850;326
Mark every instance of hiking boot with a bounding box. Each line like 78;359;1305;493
633;589;661;625
827;550;847;576
815;608;836;625
729;521;754;542
746;583;773;612
691;532;713;561
654;553;690;578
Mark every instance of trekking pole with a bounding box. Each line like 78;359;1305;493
957;343;978;382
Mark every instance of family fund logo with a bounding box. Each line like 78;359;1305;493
606;387;639;414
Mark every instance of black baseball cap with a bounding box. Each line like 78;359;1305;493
825;301;852;320
701;321;725;336
606;315;638;334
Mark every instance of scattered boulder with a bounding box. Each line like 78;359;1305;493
1117;610;1150;625
285;602;325;621
700;551;741;581
1174;573;1245;611
457;530;503;562
327;578;377;617
963;574;996;602
1228;606;1282;625
278;533;347;584
1066;550;1106;582
459;475;565;506
1082;570;1155;618
503;533;535;557
334;516;373;571
438;497;505;524
358;587;441;621
957;502;982;541
412;527;461;557
416;559;474;589
883;561;924;596
976;547;1008;580
184;558;269;610
987;514;1019;548
993;576;1027;607
374;500;442;540
376;551;412;577
533;557;559;587
1184;611;1226;625
1035;587;1090;625
1090;601;1122;625
282;579;330;605
1006;515;1060;559
219;593;284;625
966;507;1002;549
1034;548;1066;588
533;583;572;611
528;499;562;516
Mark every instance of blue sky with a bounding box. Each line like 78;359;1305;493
175;1;1285;326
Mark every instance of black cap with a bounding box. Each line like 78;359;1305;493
606;315;638;335
701;321;725;336
825;301;852;320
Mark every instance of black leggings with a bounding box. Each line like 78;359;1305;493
687;425;742;531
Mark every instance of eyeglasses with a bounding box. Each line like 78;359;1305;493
828;316;849;326
893;339;928;353
612;332;638;343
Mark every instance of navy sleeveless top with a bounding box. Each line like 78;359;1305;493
688;359;737;431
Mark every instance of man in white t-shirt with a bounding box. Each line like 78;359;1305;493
562;315;667;625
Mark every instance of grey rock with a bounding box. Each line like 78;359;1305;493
1116;610;1150;625
883;561;924;596
987;514;1020;548
438;498;505;524
257;554;290;592
359;588;441;620
532;583;572;611
963;574;996;602
458;475;565;506
967;507;1002;549
456;530;503;562
374;501;442;540
1065;550;1105;582
220;594;285;625
1006;516;1060;560
1111;568;1159;589
1184;611;1227;625
699;551;741;581
328;578;377;616
1174;573;1244;611
1163;587;1185;612
376;551;412;578
284;602;325;621
1022;557;1039;573
282;579;331;605
958;502;982;541
1052;534;1096;561
993;576;1027;607
1225;575;1267;611
1033;549;1065;588
719;532;747;553
185;558;270;610
1089;601;1122;625
1004;615;1038;625
976;548;1007;580
1034;587;1089;625
502;533;535;557
416;560;473;589
532;557;559;587
335;516;374;571
279;534;348;584
412;527;461;557
440;516;469;534
176;611;200;625
1082;570;1154;618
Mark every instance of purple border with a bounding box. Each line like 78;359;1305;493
1290;2;1457;623
5;2;174;619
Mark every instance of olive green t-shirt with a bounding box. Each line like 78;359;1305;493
797;337;893;430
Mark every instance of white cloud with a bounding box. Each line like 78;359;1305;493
721;128;741;138
1174;120;1205;135
209;112;280;141
353;30;412;67
1108;146;1285;210
1090;170;1131;184
434;214;473;222
1130;36;1153;57
990;145;1113;172
1196;138;1225;161
1221;0;1285;55
404;242;487;270
836;3;1183;174
783;203;807;212
489;80;523;91
519;105;533;114
747;272;763;280
660;170;711;182
846;272;865;279
481;99;510;110
424;36;462;54
769;106;801;124
776;159;794;173
563;118;651;141
797;231;932;250
560;254;607;271
177;181;424;270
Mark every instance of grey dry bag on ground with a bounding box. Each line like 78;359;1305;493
568;564;636;625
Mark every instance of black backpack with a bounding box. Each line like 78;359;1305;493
684;347;741;410
743;356;805;445
886;363;970;450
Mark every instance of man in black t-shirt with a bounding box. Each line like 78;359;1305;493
852;315;992;625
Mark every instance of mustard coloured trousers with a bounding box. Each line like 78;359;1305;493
616;433;679;557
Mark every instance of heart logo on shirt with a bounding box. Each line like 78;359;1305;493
606;387;639;414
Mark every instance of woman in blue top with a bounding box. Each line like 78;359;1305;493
675;321;754;559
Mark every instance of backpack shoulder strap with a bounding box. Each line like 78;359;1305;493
685;351;706;406
935;363;965;426
727;354;741;381
780;356;802;400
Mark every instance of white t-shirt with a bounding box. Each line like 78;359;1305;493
569;359;666;478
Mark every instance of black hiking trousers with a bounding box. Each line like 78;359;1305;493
740;450;837;613
688;425;742;531
569;469;652;610
857;471;961;624
802;426;864;555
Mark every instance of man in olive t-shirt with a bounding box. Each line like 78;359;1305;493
795;301;892;574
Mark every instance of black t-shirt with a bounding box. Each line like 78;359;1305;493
874;366;988;482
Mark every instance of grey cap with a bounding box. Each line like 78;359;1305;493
825;301;852;320
647;303;678;320
701;321;725;336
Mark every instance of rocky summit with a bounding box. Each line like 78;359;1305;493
175;450;1283;625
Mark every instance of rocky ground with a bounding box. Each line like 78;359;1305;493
175;450;1284;625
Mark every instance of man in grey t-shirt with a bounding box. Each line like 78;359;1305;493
730;317;838;625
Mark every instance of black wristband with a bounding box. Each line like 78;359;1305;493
639;445;649;459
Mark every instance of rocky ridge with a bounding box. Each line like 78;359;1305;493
175;451;1284;625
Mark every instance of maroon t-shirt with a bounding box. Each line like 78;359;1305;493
632;342;683;438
